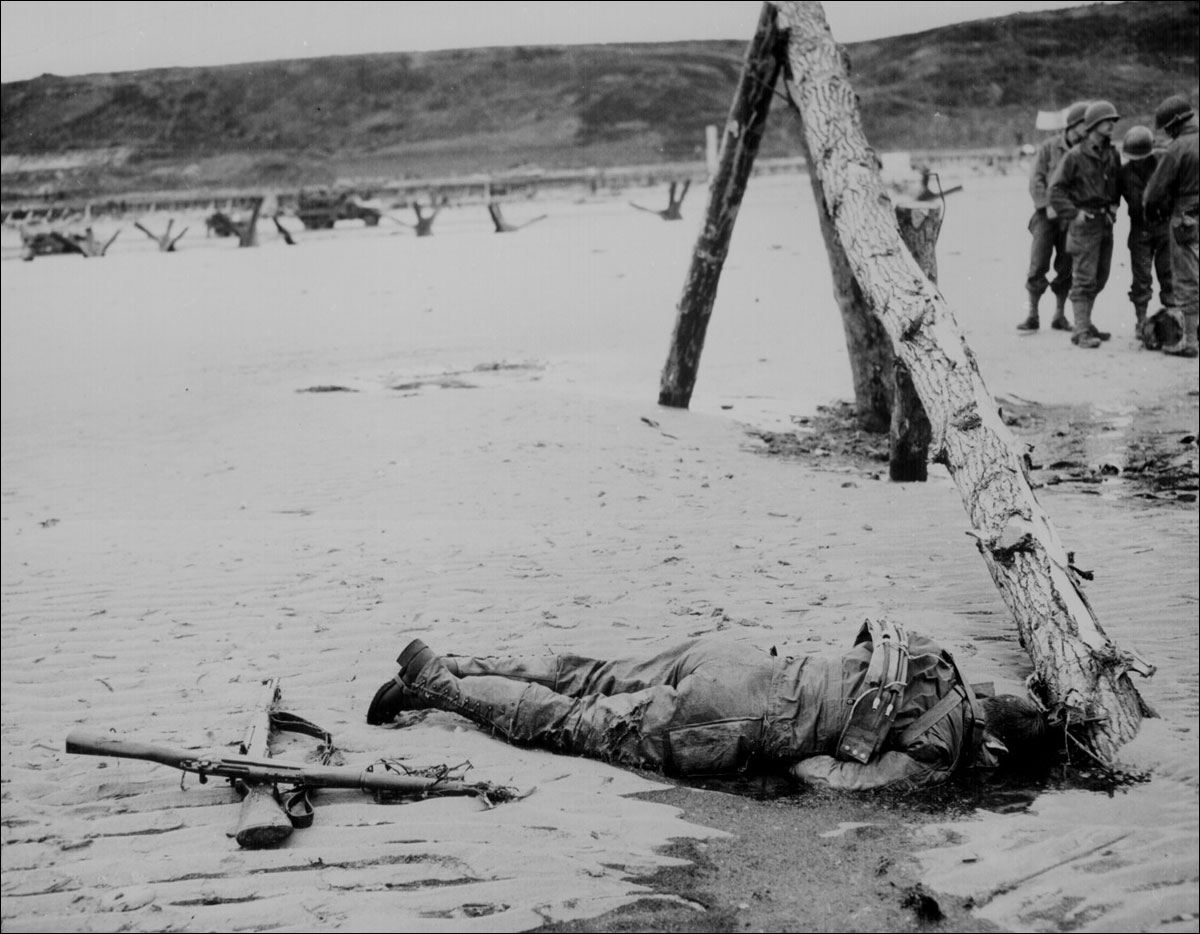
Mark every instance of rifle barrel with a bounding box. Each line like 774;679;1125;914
66;729;493;798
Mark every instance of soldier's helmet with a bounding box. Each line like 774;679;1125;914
1083;100;1120;132
1154;95;1195;132
1065;100;1090;130
1122;125;1154;160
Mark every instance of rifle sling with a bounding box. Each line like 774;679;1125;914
281;787;316;828
266;710;332;826
269;711;335;764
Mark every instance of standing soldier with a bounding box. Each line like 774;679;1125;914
1018;101;1089;332
1049;100;1122;349
1144;95;1199;358
1117;125;1174;348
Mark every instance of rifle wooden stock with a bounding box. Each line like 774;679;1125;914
235;678;293;849
65;729;511;799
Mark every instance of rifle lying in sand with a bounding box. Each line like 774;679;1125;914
66;729;530;817
233;677;314;849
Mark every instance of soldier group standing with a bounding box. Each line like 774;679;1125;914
1018;94;1199;359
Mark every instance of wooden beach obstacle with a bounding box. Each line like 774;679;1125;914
487;201;547;233
631;179;692;220
388;201;442;236
205;197;264;247
271;215;297;245
411;203;440;236
658;0;1153;766
134;218;188;252
20;223;120;260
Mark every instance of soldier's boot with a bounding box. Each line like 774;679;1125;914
1050;293;1072;331
1016;291;1040;331
1087;299;1111;341
1071;299;1102;348
369;639;529;736
1163;311;1200;358
1134;303;1149;345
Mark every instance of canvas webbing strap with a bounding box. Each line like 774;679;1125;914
267;711;333;828
837;619;911;764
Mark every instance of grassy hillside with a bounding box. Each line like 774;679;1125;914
2;0;1196;197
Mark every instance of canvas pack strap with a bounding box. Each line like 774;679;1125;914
837;619;911;764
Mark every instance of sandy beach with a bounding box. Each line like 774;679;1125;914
2;169;1197;932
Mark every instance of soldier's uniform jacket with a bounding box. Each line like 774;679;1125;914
1048;136;1122;222
1145;120;1200;219
1120;154;1171;230
760;628;1004;791
1030;133;1072;210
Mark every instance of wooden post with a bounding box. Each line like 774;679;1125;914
238;198;263;247
413;203;440;236
630;180;691;220
793;125;892;432
890;203;940;481
135;219;189;252
272;215;296;245
206;201;260;245
773;0;1153;763
487;201;546;233
658;2;782;408
789;95;938;469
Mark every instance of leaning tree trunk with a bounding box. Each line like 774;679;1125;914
773;0;1153;763
659;2;781;408
890;204;939;481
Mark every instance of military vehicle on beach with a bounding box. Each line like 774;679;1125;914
295;188;382;230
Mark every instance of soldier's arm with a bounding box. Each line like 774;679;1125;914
1047;155;1079;222
1029;143;1051;206
1142;150;1176;217
790;752;949;791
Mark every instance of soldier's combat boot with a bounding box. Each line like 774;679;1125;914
366;640;460;724
1134;303;1149;346
1163;311;1200;358
1071;299;1101;348
387;639;529;738
1050;293;1072;330
1016;292;1040;331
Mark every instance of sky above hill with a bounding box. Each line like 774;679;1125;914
1;0;1117;84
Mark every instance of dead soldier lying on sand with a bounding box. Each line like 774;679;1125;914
366;620;1055;791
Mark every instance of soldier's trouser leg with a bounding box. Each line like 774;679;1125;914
447;639;720;698
1153;226;1176;309
406;655;734;773
1020;210;1057;329
415;669;679;769
1128;226;1155;314
401;641;771;776
1164;214;1199;357
1069;220;1099;346
1050;221;1073;316
1068;217;1111;346
1025;209;1056;297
